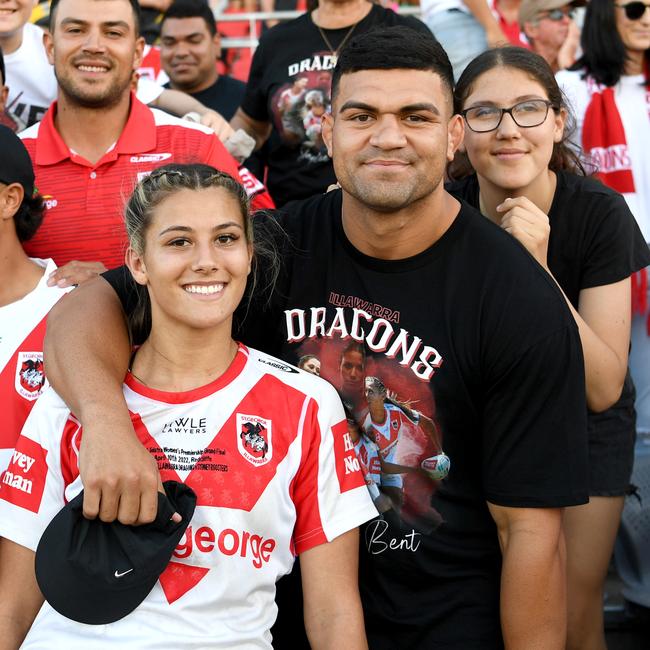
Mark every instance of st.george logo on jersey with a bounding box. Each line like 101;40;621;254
15;352;46;401
236;414;272;466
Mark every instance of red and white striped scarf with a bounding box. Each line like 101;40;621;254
582;74;650;330
582;79;637;193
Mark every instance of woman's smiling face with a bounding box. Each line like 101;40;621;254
460;66;565;195
615;1;650;55
127;185;252;334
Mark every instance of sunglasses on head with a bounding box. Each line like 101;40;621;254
539;7;575;21
616;1;650;20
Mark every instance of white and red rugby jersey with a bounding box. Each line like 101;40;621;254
0;259;69;473
0;344;376;649
138;44;170;86
19;96;274;269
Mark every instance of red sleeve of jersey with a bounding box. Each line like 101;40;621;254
291;390;372;555
202;134;275;210
0;316;48;454
331;419;367;494
0;436;48;513
290;399;326;555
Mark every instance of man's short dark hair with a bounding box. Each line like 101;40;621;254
162;0;217;37
49;0;141;35
331;26;453;106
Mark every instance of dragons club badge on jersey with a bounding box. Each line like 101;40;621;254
236;414;272;467
15;352;46;401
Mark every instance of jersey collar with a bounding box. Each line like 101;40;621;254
34;93;158;167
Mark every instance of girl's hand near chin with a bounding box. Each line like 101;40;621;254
496;196;551;271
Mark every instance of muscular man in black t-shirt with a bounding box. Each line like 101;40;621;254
230;0;430;206
45;28;588;648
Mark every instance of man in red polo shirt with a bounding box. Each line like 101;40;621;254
19;0;273;287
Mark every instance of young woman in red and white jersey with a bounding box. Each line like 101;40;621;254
447;46;650;650
0;164;376;649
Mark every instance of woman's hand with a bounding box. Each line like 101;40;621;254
496;196;551;270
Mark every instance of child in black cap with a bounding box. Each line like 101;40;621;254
0;125;70;473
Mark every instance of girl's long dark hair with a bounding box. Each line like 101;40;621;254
449;47;588;180
570;0;650;86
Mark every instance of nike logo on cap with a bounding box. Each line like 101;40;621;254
114;568;134;578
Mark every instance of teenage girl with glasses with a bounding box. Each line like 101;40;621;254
448;46;650;650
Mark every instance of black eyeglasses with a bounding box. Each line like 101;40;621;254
539;7;575;21
462;99;557;133
616;1;650;20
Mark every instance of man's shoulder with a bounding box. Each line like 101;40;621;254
451;196;509;249
201;76;247;118
452;196;533;258
269;190;341;235
147;107;226;159
251;192;339;265
453;199;573;320
148;106;215;136
218;74;246;92
19;104;215;149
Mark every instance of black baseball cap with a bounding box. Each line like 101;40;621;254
0;125;35;196
35;480;196;625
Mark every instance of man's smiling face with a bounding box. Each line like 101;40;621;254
322;68;460;213
45;0;143;109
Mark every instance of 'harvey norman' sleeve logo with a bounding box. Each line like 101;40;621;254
0;436;48;513
332;419;366;493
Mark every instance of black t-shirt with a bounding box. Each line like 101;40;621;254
105;190;588;648
239;5;430;206
448;171;650;415
164;75;246;121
